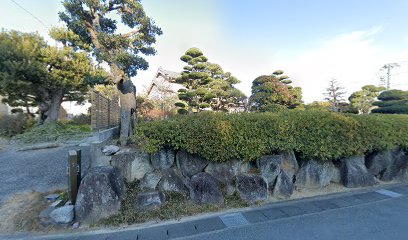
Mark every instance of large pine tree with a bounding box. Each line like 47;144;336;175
57;0;162;144
0;30;106;122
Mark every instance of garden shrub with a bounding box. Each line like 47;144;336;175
14;122;92;143
0;113;35;137
134;111;408;162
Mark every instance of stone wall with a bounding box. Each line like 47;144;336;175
100;146;408;201
77;146;408;223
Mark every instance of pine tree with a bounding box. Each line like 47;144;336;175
0;30;107;122
175;48;245;113
324;78;346;112
57;0;162;143
249;70;303;112
349;85;385;114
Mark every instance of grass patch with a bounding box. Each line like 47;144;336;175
14;122;93;144
97;181;249;227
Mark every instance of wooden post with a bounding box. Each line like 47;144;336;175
68;150;81;204
108;99;111;128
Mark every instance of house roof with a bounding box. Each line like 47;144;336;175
147;67;185;96
157;68;181;81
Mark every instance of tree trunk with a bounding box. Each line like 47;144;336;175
44;90;64;123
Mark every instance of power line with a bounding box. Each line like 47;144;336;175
9;0;48;29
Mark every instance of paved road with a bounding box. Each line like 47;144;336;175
0;144;90;203
11;184;408;240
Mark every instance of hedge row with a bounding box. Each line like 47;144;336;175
133;111;408;162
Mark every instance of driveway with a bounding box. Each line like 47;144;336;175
0;144;90;203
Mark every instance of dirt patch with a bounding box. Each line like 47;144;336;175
0;191;48;233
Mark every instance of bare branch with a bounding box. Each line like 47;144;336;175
123;30;140;38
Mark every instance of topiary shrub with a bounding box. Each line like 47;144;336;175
134;111;408;162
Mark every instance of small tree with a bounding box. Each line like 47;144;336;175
205;63;246;112
175;47;211;113
349;85;385;114
249;70;302;112
58;0;162;144
324;78;346;112
175;48;245;113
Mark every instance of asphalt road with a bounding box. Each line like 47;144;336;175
182;188;408;240
0;144;90;203
13;184;408;240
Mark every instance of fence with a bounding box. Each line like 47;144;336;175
90;90;120;130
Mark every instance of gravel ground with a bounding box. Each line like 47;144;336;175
0;144;90;204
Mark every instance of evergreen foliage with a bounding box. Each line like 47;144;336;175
134;111;408;162
372;89;408;114
0;30;106;122
58;0;162;143
175;47;245;113
349;85;385;114
249;71;302;111
324;78;346;112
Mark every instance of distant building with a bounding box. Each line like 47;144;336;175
146;67;184;100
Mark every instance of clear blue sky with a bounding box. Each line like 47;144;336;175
1;0;408;103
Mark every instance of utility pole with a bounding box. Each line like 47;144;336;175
382;63;400;90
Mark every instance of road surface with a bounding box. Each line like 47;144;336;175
0;144;90;203
9;184;408;240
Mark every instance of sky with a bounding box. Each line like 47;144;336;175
1;0;408;110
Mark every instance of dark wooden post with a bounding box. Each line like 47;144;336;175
68;150;81;204
108;99;111;128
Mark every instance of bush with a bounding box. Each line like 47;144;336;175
0;113;35;137
68;114;91;125
14;122;92;143
134;111;408;162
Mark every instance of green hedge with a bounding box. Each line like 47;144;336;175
134;111;408;162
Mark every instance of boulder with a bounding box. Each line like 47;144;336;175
75;166;125;224
296;160;335;188
130;151;154;180
272;171;294;199
331;163;342;183
256;152;298;183
158;169;186;192
240;161;257;174
90;141;111;167
176;150;208;178
135;191;166;210
102;145;120;156
393;152;408;181
110;152;136;181
257;156;281;187
204;160;240;184
281;151;299;180
140;171;162;190
341;156;376;188
151;148;175;170
365;148;407;181
236;174;268;203
50;205;74;224
189;172;224;204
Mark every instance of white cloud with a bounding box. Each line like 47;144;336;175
135;23;408;105
278;26;408;103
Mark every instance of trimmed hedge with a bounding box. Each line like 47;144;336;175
134;111;408;162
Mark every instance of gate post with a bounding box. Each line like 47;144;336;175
68;150;81;204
